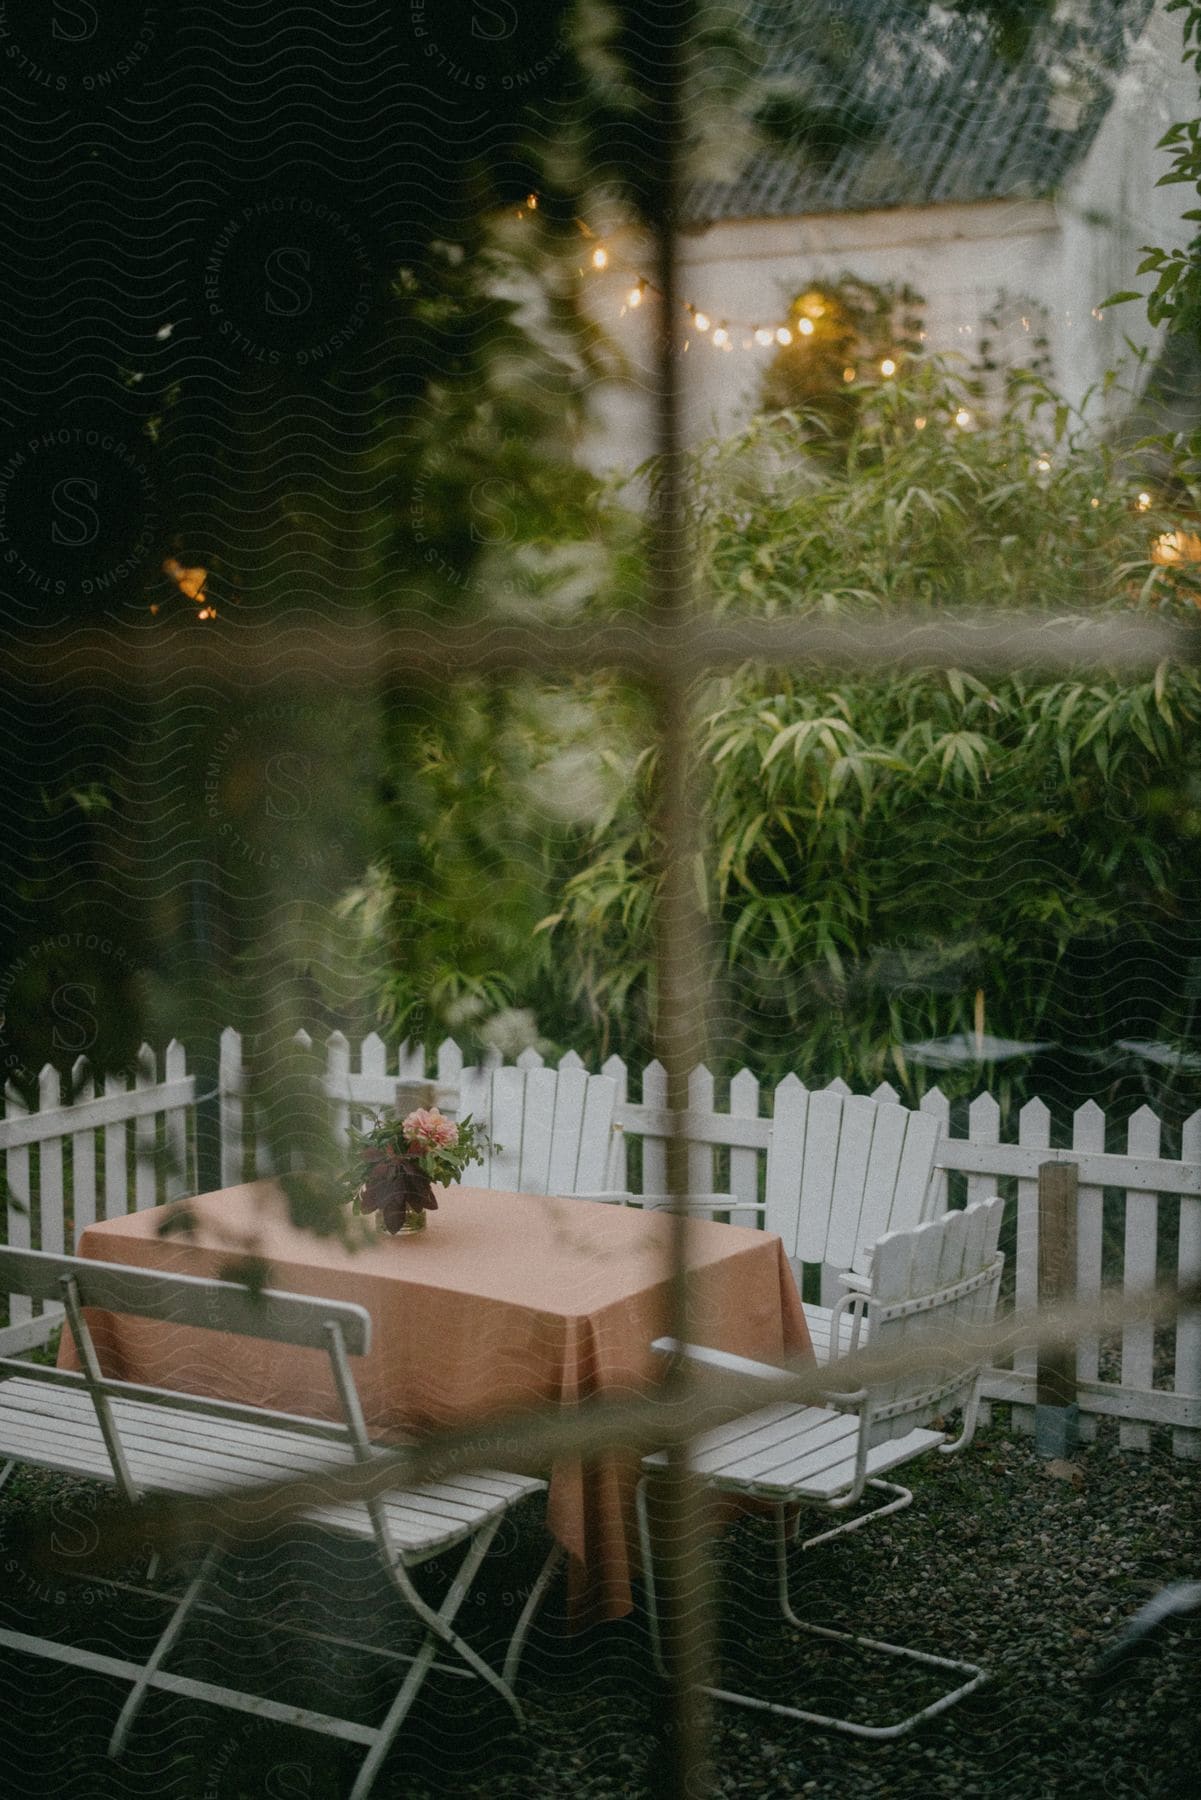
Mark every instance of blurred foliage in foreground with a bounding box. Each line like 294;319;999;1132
346;357;1201;1122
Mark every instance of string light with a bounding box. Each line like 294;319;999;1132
1136;491;1152;511
1036;456;1051;473
955;408;973;428
559;204;908;363
914;416;927;430
843;366;856;383
1090;497;1101;508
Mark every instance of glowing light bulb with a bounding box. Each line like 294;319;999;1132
776;326;792;345
797;317;815;336
591;246;608;270
914;416;927;430
712;325;729;347
627;284;644;307
955;408;972;428
526;193;538;209
880;357;897;377
1090;497;1100;508
1036;456;1051;473
693;311;710;332
843;366;856;383
755;327;774;346
1136;491;1152;511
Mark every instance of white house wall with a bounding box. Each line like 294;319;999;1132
584;4;1199;474
1052;0;1198;421
587;199;1062;472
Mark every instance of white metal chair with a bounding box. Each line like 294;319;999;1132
765;1084;943;1363
606;1085;943;1360
636;1196;1005;1741
0;1246;561;1799
456;1063;622;1196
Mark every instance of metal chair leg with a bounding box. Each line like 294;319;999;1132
351;1518;527;1800
502;1541;565;1687
108;1544;220;1757
634;1477;668;1679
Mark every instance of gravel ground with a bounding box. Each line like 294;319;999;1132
0;1409;1197;1799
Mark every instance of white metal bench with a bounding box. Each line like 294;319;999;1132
0;1245;560;1798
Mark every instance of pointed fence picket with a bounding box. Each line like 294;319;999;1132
2;1027;1199;1456
1073;1100;1106;1444
0;1043;197;1353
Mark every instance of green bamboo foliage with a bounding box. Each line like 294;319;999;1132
541;360;1201;1106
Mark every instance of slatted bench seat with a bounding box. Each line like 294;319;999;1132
0;1245;560;1799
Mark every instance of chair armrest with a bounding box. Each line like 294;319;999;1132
650;1337;794;1385
840;1269;872;1294
826;1289;870;1358
639;1193;763;1214
572;1192;762;1215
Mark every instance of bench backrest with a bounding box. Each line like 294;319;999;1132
0;1245;372;1356
456;1064;619;1195
765;1086;942;1279
859;1196;1005;1449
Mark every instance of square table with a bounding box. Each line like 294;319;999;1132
60;1180;811;1623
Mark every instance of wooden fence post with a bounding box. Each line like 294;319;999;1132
1035;1159;1079;1458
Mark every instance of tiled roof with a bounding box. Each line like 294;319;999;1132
685;0;1157;224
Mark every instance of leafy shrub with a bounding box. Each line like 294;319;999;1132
541;360;1201;1112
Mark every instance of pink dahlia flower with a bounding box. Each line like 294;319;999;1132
402;1107;459;1153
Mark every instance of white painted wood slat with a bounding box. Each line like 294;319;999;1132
727;1068;761;1229
794;1089;841;1265
1073;1099;1106;1442
456;1065;492;1185
487;1066;526;1193
602;1055;630;1193
852;1102;910;1274
218;1027;243;1188
517;1066;557;1194
576;1074;617;1192
764;1077;807;1269
1121;1107;1160;1453
546;1064;587;1195
4;1088;32;1324
1175;1110;1201;1461
965;1093;1000;1206
686;1066;715;1204
919;1087;950;1215
824;1093;876;1272
135;1046;158;1211
640;1061;668;1197
1012;1098;1050;1435
70;1059;98;1243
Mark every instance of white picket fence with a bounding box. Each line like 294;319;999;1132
3;1028;1200;1458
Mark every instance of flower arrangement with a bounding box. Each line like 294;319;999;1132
341;1106;491;1235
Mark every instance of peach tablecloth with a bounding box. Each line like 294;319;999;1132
61;1180;811;1622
